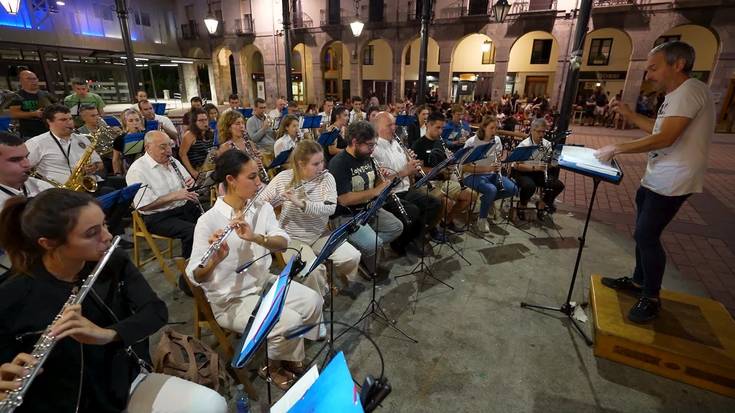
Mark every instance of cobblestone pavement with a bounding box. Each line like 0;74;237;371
558;126;735;315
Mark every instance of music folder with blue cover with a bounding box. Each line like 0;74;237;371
558;145;623;184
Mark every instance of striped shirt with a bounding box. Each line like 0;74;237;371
259;169;337;245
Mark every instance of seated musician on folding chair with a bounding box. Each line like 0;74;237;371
510;118;565;220
186;150;323;391
260;140;363;298
126;131;202;292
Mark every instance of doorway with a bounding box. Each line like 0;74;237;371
524;76;548;99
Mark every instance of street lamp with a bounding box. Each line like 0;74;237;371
481;40;491;53
350;0;363;37
0;0;22;15
492;0;511;23
204;1;219;35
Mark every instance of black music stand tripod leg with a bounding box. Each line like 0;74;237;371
520;178;600;346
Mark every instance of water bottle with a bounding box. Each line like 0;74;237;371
235;384;250;413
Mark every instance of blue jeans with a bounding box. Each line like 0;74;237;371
632;187;689;297
462;173;518;219
334;208;403;273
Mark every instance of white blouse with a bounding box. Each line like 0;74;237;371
185;197;289;306
463;135;503;176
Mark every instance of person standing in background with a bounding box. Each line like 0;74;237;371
8;70;58;139
63;79;105;128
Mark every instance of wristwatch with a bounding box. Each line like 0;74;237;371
261;234;269;245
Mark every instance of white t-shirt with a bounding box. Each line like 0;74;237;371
517;137;552;164
463;135;502;176
642;78;715;196
273;134;296;158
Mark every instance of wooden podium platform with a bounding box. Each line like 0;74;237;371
590;275;735;398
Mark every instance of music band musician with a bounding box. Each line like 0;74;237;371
186;150;323;391
511;117;565;220
372;112;444;252
136;100;178;143
349;96;366;125
412;112;474;232
273;115;301;159
111;108;144;176
125;131;201;293
260;140;362;297
0;189;226;412
323;106;349;164
179;108;215;180
0;132;54;211
25;104;105;187
461;116;520;233
328;121;404;277
77;104;116;176
246;98;276;166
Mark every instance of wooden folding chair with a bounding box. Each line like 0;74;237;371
131;211;177;287
175;259;259;400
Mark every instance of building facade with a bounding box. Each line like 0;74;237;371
1;0;734;129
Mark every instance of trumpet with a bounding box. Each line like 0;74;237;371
197;186;265;268
394;134;434;191
0;236;121;413
169;156;205;214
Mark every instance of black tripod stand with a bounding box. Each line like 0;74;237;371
354;210;418;342
395;181;454;311
520;177;601;346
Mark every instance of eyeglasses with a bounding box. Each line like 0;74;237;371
361;141;377;149
157;143;173;150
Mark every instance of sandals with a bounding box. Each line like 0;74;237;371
282;360;307;376
258;364;296;391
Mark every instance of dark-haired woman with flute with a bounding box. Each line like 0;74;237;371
0;188;225;412
185;150;323;391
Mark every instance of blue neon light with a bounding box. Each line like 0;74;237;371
0;2;33;29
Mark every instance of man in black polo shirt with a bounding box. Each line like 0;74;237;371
328;121;404;277
8;70;57;139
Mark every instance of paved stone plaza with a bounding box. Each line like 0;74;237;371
142;125;735;412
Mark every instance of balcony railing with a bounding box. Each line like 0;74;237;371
320;8;348;26
510;0;557;14
180;21;199;40
293;13;314;28
593;0;636;6
235;14;254;35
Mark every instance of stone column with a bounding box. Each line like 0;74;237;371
181;63;199;100
207;62;219;105
232;49;247;101
311;44;324;105
492;60;508;100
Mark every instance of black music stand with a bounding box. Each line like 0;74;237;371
432;145;473;266
231;254;307;405
317;129;340;147
353;179;417;343
267;148;293;170
520;144;623;346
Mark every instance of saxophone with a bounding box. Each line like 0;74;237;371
65;127;105;192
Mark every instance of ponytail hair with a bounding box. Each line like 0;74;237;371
0;189;98;274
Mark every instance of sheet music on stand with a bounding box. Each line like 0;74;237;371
300;115;322;129
460;142;494;164
558;145;623;184
272;352;363;413
414;145;472;189
267;148;293;170
317;129;340;146
395;115;414;127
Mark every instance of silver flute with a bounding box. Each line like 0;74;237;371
393;134;434;191
169;156;205;214
0;236;121;413
270;170;329;208
197;186;266;268
373;157;412;225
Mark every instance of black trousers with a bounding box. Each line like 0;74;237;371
384;188;442;246
512;170;565;205
93;179;128;236
141;203;201;258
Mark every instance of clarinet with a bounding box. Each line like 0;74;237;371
0;237;122;413
393;134;434;191
169;156;205;214
491;138;505;192
372;157;412;225
242;137;271;184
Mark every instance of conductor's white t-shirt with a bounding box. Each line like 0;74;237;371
642;78;715;196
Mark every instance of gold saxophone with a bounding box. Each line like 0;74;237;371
65;128;103;192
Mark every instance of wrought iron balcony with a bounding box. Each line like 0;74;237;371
591;0;638;13
235;14;254;35
510;0;558;14
180;21;199;40
293;13;314;28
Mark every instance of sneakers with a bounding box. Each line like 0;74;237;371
601;276;643;294
628;296;661;324
472;219;490;234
